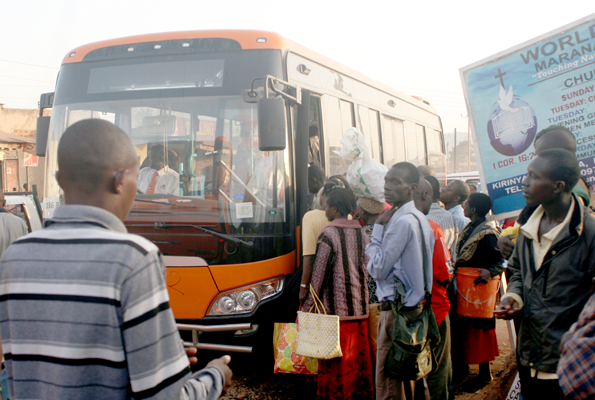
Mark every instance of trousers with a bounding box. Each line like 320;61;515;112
375;310;429;400
518;366;564;400
426;315;451;400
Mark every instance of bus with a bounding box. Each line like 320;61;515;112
36;30;445;353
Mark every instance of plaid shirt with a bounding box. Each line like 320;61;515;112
558;291;595;399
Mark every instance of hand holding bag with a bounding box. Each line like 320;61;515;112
296;286;343;360
384;213;441;381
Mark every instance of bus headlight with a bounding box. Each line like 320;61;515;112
218;296;236;314
208;277;284;316
237;291;257;309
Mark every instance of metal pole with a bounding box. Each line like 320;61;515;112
467;131;471;172
453;128;457;174
468;119;471;172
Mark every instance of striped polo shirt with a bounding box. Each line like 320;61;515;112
427;202;458;264
0;205;224;399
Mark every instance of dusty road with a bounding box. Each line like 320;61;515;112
199;319;514;400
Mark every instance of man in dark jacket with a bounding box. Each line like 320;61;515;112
497;149;595;400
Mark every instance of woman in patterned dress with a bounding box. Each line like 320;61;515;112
302;188;373;399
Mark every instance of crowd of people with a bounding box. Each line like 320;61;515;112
298;124;595;400
0;120;594;400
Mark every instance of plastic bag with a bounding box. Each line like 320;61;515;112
335;128;388;202
335;127;370;161
273;322;318;374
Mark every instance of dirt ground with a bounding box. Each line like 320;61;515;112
217;319;514;400
452;319;514;399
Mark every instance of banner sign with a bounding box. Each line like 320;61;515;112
23;153;38;167
460;13;595;218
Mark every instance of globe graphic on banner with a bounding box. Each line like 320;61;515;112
486;97;537;156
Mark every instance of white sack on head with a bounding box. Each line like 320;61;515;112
334;127;388;203
335;127;369;161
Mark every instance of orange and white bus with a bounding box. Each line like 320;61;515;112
37;30;445;353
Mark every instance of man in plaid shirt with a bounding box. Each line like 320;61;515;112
558;287;595;399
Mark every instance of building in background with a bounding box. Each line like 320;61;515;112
0;107;46;196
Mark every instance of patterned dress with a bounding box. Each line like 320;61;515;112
363;224;379;304
303;218;373;400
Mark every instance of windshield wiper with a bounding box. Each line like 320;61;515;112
154;222;254;249
134;199;177;206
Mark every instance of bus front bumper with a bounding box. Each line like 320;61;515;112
177;322;254;353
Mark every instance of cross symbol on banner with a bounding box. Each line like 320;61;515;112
495;68;507;87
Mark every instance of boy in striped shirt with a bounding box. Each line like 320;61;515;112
0;119;231;399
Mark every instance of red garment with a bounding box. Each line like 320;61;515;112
146;171;159;194
428;220;452;326
461;320;499;364
317;319;374;400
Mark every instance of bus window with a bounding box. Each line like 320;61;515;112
358;106;382;163
405;121;418;165
325;96;355;176
369;109;381;163
416;124;427;165
358;105;373;158
426;129;444;155
381;116;405;167
394;119;406;164
381;116;394;166
340;100;354;132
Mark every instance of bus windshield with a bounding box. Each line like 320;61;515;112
43;45;291;264
47;95;290;258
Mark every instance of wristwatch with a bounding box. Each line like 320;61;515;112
300;283;308;288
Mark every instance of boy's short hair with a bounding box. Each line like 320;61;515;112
467;193;492;218
391;162;420;185
538;149;581;193
534;124;574;144
308;164;325;182
451;180;470;203
424;175;441;202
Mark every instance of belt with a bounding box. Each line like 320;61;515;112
380;301;422;312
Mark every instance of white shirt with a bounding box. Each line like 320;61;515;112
137;167;180;195
246;154;284;207
0;211;28;258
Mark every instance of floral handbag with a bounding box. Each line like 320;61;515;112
273;322;318;375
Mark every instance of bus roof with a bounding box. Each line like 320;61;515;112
61;29;438;115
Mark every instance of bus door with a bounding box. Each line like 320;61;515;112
322;96;355;176
307;95;324;168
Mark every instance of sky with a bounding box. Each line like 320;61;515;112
1;0;594;137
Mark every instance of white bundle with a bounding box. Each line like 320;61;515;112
335;128;388;202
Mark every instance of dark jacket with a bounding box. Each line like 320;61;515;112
507;194;595;373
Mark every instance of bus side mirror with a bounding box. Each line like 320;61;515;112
36;92;54;157
36;116;51;157
258;97;287;151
